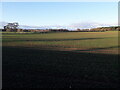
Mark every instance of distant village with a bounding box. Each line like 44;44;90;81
1;22;120;32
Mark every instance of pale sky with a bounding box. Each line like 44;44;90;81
1;2;118;29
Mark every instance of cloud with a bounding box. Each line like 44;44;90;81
0;21;47;29
0;21;117;30
68;22;117;29
19;25;47;29
0;21;8;29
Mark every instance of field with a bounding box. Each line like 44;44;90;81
2;31;119;54
2;31;119;88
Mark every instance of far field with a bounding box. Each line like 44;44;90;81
2;31;119;54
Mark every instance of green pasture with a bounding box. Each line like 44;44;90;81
2;31;119;88
2;31;119;54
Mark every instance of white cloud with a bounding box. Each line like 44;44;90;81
68;22;118;30
0;21;118;30
0;21;8;29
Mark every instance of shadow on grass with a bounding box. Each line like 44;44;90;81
3;37;105;42
2;46;119;88
74;46;119;52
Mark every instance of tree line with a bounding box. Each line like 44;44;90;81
1;22;120;32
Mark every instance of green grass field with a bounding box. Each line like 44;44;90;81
2;31;119;88
2;31;119;54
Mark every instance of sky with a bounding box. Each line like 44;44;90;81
1;2;118;29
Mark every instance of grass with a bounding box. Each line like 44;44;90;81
2;31;119;88
2;46;119;88
2;31;119;54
